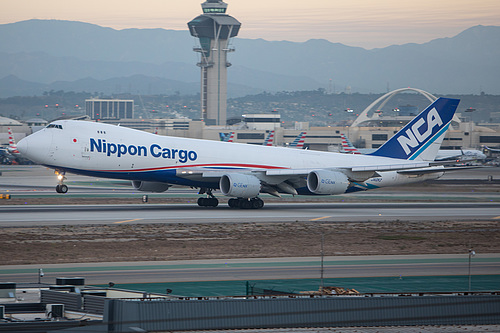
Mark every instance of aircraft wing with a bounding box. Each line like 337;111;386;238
265;161;430;175
485;146;500;153
397;165;483;175
177;160;432;184
434;155;463;161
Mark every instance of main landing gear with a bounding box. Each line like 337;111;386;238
197;188;219;207
228;197;264;209
55;171;68;194
197;188;265;209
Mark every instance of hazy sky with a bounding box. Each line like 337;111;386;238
2;0;499;49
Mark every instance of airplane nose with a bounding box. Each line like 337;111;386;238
16;131;52;164
17;137;29;155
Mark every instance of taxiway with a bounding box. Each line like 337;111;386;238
2;254;499;285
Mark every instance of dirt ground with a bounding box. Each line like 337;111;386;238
1;219;499;265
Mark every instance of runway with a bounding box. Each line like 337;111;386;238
0;202;499;226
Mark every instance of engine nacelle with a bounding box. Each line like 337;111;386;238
307;170;349;195
131;180;170;193
219;174;261;198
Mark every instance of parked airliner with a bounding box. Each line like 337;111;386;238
17;98;462;209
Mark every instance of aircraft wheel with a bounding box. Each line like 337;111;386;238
251;198;264;209
59;184;68;193
55;185;61;193
197;197;204;206
240;199;252;209
228;198;238;208
198;197;219;207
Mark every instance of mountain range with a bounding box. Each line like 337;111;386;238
0;19;499;98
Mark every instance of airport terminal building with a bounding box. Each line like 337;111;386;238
2;111;500;157
85;99;134;120
2;90;500;160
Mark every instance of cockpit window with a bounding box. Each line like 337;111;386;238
46;124;63;129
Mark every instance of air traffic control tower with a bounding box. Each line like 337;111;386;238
188;0;241;125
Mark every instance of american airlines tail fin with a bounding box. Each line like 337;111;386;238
369;97;460;161
340;134;362;154
263;130;275;146
289;132;306;148
7;127;21;156
7;127;17;149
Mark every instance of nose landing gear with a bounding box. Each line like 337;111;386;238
55;171;68;193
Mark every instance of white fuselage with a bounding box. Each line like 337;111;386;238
17;120;443;194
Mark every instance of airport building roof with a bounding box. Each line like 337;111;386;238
0;116;22;126
25;118;48;126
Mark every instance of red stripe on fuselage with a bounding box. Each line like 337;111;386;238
93;163;290;173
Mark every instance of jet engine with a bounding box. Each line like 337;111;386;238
307;170;349;195
219;174;261;198
131;181;171;192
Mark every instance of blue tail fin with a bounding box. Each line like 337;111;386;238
369;97;460;160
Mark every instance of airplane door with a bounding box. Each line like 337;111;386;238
69;137;91;162
76;136;101;168
81;141;90;159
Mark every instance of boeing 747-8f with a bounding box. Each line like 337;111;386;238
17;98;461;209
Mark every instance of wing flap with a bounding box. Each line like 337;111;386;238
398;165;483;175
265;162;429;176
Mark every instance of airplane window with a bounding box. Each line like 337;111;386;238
46;124;63;129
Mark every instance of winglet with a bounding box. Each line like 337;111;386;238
369;97;460;161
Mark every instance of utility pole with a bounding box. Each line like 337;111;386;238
468;248;475;292
320;233;324;294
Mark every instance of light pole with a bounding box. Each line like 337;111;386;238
38;268;44;284
468;248;475;292
320;233;324;294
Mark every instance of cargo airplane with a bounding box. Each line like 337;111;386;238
18;98;462;209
